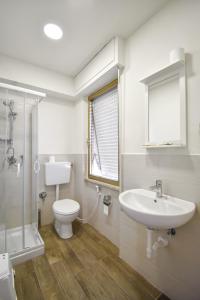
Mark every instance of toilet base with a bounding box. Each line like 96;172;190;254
54;220;73;239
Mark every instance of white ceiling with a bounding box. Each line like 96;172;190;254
0;0;169;77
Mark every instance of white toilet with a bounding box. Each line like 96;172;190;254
53;199;80;239
45;159;80;239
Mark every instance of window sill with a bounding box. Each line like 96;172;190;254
84;177;120;191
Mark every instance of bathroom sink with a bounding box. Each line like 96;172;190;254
119;189;195;229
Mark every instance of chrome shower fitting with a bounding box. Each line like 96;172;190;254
2;99;18;167
2;100;17;141
6;146;17;167
3;100;17;119
39;192;47;202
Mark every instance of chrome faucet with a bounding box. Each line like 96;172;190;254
150;179;163;198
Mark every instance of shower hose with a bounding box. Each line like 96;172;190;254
77;185;101;222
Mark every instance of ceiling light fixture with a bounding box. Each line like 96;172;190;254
43;23;63;40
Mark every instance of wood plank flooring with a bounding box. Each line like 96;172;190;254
14;222;169;300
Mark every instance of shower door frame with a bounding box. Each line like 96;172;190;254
0;84;45;264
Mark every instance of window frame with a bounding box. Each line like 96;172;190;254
88;79;119;187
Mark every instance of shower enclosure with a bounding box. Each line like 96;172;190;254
0;84;44;264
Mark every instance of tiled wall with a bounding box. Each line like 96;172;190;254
76;154;120;246
120;154;200;300
87;183;120;247
39;153;120;247
38;154;76;225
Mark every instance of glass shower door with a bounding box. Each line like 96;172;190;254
0;92;7;253
0;86;44;263
23;97;40;249
32;101;39;230
22;97;44;262
4;90;25;255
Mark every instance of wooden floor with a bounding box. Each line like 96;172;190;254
15;222;169;300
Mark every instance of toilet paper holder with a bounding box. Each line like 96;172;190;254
103;195;112;206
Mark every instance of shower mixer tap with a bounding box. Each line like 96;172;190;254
6;146;17;166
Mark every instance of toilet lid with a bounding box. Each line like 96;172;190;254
53;199;80;215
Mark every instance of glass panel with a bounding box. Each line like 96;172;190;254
4;89;25;254
1;89;24;254
23;96;39;248
0;88;7;253
31;101;39;229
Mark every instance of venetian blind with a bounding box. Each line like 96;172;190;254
89;86;119;183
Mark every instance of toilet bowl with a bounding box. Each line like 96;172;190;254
53;199;80;239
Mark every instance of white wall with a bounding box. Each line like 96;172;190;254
38;99;76;154
120;1;200;299
73;98;88;154
0;54;74;97
123;0;200;155
38;99;78;225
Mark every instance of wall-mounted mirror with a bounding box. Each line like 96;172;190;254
140;60;186;148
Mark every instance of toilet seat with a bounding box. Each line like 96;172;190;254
53;199;80;215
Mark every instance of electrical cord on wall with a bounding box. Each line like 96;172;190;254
77;185;101;222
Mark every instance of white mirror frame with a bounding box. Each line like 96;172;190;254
140;60;186;148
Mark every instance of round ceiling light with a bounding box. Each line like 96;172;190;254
43;23;63;40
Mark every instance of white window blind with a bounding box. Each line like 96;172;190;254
89;85;119;185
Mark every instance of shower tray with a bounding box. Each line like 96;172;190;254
0;224;44;265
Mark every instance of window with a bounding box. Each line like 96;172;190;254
88;80;119;186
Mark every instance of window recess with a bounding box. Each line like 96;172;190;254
88;80;119;186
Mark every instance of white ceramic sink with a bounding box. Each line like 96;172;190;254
119;189;195;229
